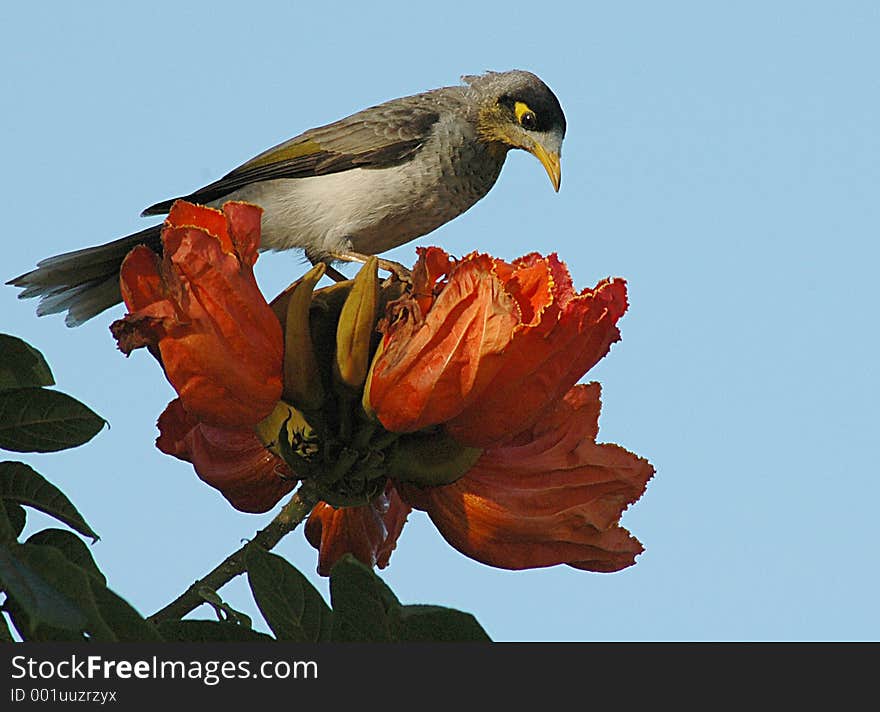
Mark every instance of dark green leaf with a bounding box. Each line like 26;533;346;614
156;619;274;642
0;461;99;540
0;499;14;543
5;501;26;540
329;554;399;642
8;544;116;641
0;387;106;453
327;556;491;642
3;594;86;641
245;545;332;641
396;605;491;642
26;528;105;584
0;609;14;641
89;582;163;641
0;335;54;390
0;542;113;639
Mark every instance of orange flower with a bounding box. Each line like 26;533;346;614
111;200;283;428
398;384;653;572
366;248;628;447
110;200;288;513
112;216;653;575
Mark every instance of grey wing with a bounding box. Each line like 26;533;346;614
141;94;444;216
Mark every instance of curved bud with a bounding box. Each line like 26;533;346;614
334;257;379;390
386;428;483;487
281;263;326;412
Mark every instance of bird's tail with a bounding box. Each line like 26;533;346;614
7;224;162;327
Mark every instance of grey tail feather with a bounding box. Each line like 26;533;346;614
7;224;163;327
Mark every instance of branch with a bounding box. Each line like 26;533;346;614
147;481;319;625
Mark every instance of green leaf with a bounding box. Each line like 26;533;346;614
0;461;99;541
4;529;159;641
156;619;274;642
5;501;26;540
0;335;54;391
26;528;105;584
0;387;106;452
0;609;14;641
329;554;400;642
245;545;332;642
0;541;113;639
12;542;115;639
89;582;163;641
327;555;491;642
3;594;86;641
396;605;491;642
0;499;14;543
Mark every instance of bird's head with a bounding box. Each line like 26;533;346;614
465;70;566;191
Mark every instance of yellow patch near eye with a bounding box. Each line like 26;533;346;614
514;101;533;123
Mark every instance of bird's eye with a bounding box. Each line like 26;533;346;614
520;111;538;130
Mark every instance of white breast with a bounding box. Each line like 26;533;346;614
217;166;410;257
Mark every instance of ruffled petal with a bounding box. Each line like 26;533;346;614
304;482;411;576
156;398;294;513
112;201;283;429
368;253;519;432
399;384;654;572
367;248;628;448
447;276;628;447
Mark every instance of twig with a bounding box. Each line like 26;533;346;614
147;481;319;625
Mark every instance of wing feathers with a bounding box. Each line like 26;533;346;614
142;97;444;216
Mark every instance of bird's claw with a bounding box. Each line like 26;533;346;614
329;251;412;284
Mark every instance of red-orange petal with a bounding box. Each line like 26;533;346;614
410;246;453;315
368;250;628;448
446;276;628;447
398;383;654;572
113;201;283;429
166;201;234;254
368;254;520;432
222;202;262;268
304;482;411;576
156;398;294;513
491;252;553;327
117;245;169;316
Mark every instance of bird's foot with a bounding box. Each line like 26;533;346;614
307;255;349;283
329;251;412;283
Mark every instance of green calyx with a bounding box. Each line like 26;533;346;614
386;427;483;487
256;399;482;506
257;400;391;507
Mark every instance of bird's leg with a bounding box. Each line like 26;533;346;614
323;263;350;283
308;255;349;283
329;250;412;283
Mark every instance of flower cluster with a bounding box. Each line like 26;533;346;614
111;201;653;575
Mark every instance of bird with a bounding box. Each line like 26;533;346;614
8;70;566;326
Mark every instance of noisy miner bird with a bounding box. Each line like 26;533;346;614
9;70;566;326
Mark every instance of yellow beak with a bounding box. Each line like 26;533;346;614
530;141;562;192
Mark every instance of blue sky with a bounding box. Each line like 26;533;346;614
3;1;878;641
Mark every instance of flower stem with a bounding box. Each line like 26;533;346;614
147;481;320;625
